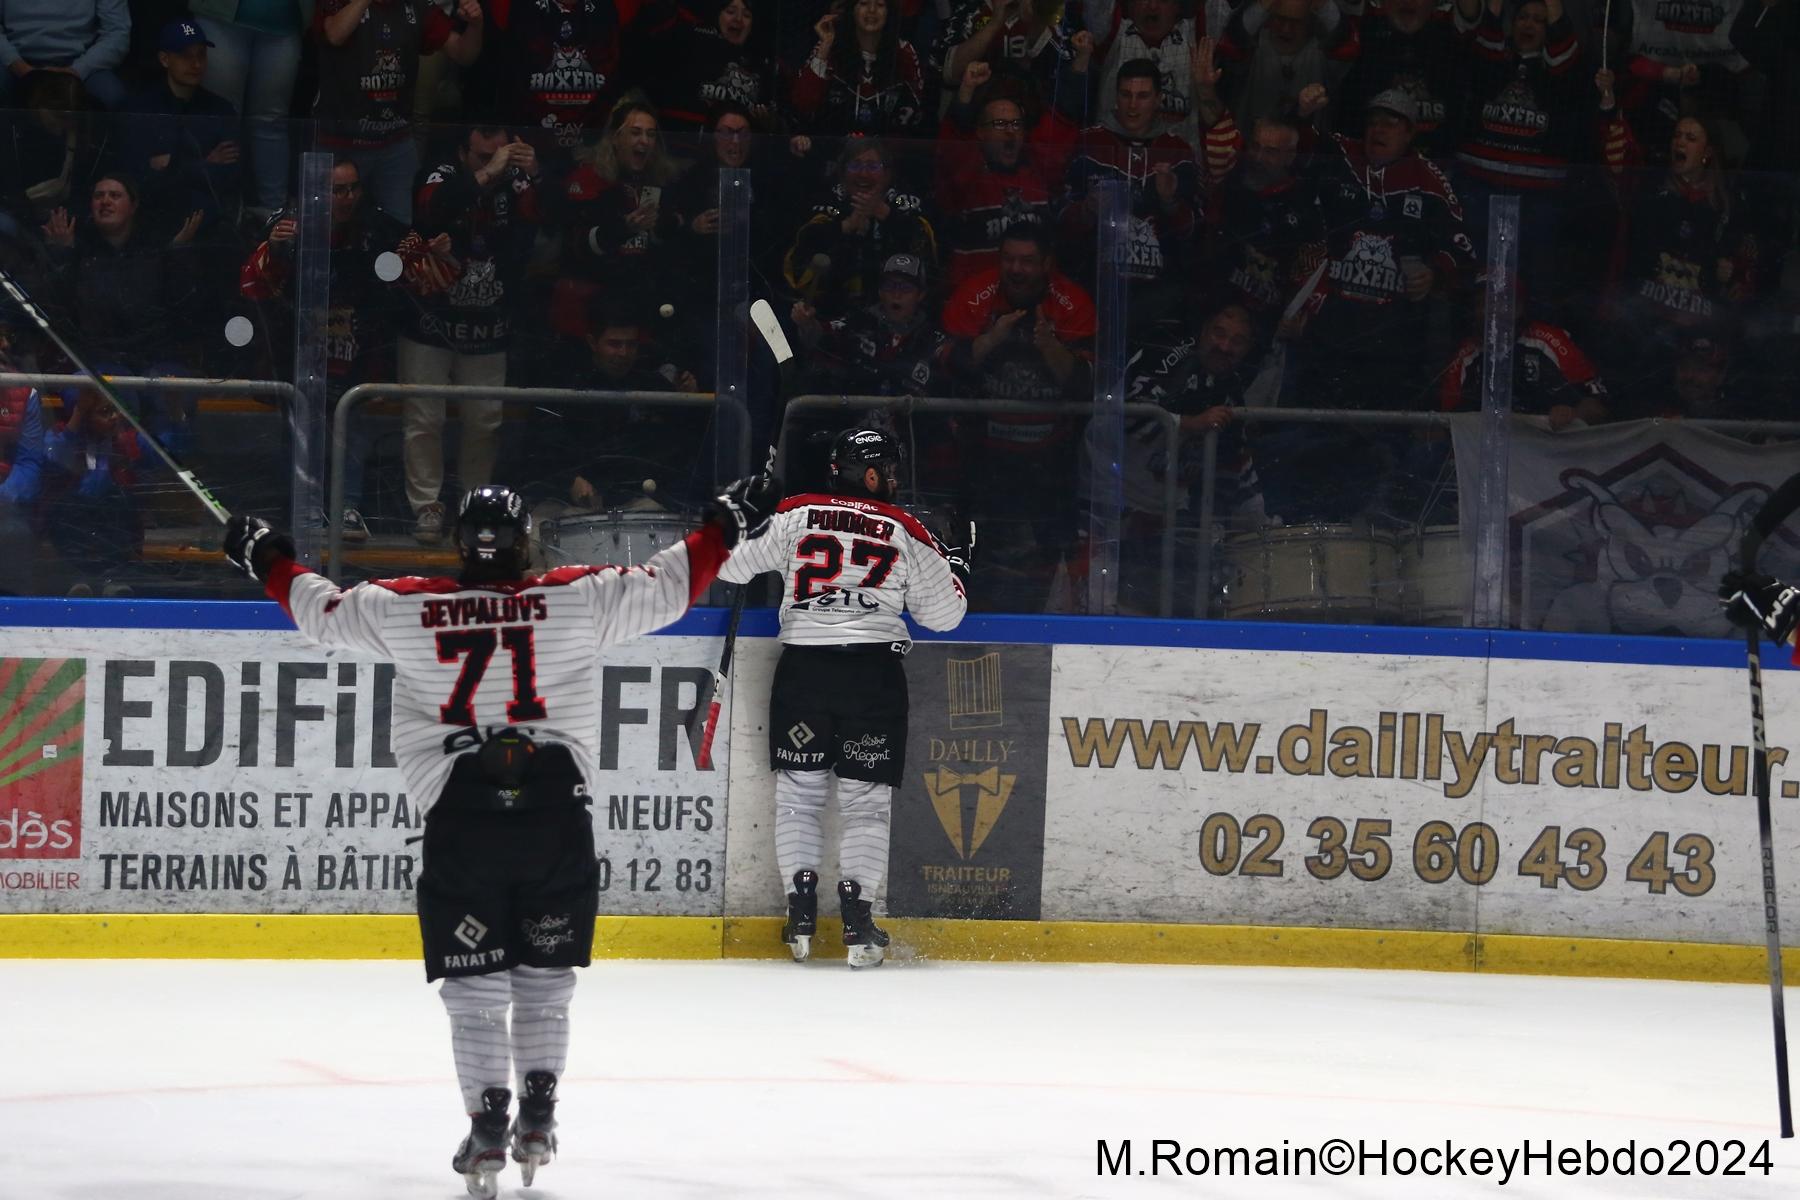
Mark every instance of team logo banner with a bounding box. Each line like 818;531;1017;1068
887;645;1051;920
1451;418;1800;636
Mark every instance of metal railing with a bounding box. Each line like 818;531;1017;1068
327;383;753;572
778;394;1182;617
0;372;298;403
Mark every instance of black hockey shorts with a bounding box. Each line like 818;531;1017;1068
417;801;599;982
767;642;908;786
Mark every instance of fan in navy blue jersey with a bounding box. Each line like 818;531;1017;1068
487;0;669;156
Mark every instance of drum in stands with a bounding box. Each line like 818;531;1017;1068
1220;524;1401;622
1399;525;1469;627
538;510;728;605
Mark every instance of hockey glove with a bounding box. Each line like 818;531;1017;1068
223;515;296;584
707;471;782;548
1719;570;1800;644
943;520;976;587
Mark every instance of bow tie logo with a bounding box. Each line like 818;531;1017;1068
924;766;1014;859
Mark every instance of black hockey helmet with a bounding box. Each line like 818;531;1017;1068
829;427;900;499
456;485;533;579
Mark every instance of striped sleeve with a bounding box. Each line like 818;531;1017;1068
1600;112;1636;177
1542;15;1578;73
1472;7;1508;59
1202;111;1240;185
274;566;395;660
717;509;798;585
583;525;723;645
902;523;968;632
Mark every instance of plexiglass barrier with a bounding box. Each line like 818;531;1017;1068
3;109;1798;636
1;109;304;598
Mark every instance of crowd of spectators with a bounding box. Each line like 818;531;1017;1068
0;0;1796;610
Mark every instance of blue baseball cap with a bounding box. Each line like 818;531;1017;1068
160;20;215;53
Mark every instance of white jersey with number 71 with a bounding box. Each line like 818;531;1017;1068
260;526;729;818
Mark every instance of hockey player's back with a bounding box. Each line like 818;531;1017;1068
282;560;709;818
718;489;967;645
718;427;973;968
223;474;782;1196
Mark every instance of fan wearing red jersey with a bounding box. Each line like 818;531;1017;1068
717;428;970;967
221;474;776;1199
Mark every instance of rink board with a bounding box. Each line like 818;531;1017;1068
1;600;1798;982
0;617;732;919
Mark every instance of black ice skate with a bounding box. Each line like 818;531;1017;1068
451;1086;511;1199
510;1069;559;1186
783;870;819;962
838;879;890;969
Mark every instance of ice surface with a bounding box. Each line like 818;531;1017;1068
3;958;1798;1198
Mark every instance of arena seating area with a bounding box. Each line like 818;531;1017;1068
0;0;1795;626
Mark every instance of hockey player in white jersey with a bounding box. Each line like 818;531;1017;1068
221;475;777;1198
718;428;971;966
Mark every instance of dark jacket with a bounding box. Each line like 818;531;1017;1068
49;222;193;369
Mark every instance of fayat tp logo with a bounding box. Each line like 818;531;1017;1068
925;654;1015;859
0;658;85;859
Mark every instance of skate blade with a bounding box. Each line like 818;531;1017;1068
788;934;811;962
847;943;885;969
462;1150;504;1199
515;1139;554;1185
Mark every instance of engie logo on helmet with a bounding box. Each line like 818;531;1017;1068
0;658;86;860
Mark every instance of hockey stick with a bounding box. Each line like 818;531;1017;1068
695;588;747;770
0;265;231;524
1739;471;1800;1140
688;299;794;769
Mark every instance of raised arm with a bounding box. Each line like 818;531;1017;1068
589;470;781;641
222;515;395;658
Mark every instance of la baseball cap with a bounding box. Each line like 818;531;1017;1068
160;20;215;53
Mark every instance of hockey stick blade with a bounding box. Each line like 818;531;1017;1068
694;672;726;770
750;298;794;364
690;588;748;770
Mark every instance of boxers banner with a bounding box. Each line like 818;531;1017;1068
1451;416;1800;637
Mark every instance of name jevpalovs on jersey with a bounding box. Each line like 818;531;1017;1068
269;539;722;817
717;493;967;644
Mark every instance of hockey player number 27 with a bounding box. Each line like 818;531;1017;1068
794;534;899;600
435;627;548;724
